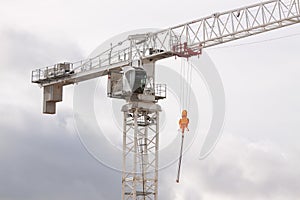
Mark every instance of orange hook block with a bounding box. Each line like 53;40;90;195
179;110;189;134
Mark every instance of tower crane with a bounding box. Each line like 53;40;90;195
31;0;300;199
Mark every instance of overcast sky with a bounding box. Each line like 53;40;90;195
1;0;300;200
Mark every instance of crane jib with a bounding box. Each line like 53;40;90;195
31;0;300;88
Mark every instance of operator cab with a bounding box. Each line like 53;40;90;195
107;66;149;100
124;67;147;94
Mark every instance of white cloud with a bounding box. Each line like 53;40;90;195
159;132;300;200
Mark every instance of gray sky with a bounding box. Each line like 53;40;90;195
1;0;300;199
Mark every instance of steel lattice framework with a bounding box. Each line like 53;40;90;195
32;0;300;86
31;1;300;200
122;104;160;200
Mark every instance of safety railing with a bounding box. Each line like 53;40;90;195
155;84;167;100
31;62;73;83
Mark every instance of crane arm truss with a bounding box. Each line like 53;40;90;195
31;0;300;86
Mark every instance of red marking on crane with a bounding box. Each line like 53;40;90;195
172;42;202;58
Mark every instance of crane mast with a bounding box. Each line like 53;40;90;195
31;1;300;200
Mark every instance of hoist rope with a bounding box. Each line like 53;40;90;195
186;60;193;110
176;58;193;183
180;59;193;111
180;59;184;112
182;59;187;109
